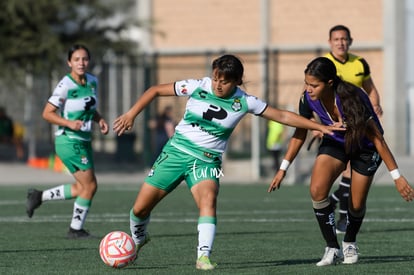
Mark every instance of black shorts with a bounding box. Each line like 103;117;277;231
317;137;382;176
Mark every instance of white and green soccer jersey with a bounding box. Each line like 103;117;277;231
171;77;268;162
48;73;98;141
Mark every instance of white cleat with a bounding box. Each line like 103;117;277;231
316;247;343;266
342;241;359;264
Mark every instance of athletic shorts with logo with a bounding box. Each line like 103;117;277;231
55;134;94;173
318;137;382;176
145;142;222;192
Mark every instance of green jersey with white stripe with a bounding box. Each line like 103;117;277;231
171;77;267;162
48;73;98;141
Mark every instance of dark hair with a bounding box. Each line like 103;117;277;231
329;25;352;40
212;54;244;85
305;57;373;153
67;44;91;61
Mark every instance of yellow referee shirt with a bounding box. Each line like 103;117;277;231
325;52;371;88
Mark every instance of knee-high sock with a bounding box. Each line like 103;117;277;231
70;197;91;230
129;209;150;245
42;184;73;201
337;177;350;220
313;199;339;249
197;216;216;258
343;209;365;243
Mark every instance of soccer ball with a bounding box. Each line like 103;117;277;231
99;231;136;268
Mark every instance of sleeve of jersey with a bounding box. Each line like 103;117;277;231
358;58;371;79
87;73;98;93
245;94;268;115
298;92;313;119
48;80;68;109
174;78;207;96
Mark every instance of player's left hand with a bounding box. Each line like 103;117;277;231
394;176;414;202
99;119;109;135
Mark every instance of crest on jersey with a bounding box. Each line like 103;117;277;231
179;84;188;94
231;98;242;112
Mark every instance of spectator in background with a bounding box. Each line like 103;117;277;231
150;105;175;158
266;120;285;170
0;106;14;144
0;106;24;160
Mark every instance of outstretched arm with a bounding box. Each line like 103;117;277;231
261;106;343;135
113;83;175;136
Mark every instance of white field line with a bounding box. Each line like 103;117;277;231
1;212;414;223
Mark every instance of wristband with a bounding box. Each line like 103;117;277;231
390;169;401;180
280;159;290;171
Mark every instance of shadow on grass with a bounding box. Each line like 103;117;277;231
216;254;414;270
362;226;414;234
0;247;94;254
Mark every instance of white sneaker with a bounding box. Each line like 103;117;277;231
316;247;343;266
342;241;359;264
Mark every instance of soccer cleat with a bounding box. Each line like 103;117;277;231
196;255;217;270
342;242;359;264
67;227;93;239
316;247;343;266
131;233;151;262
26;188;43;218
136;233;151;253
336;218;347;234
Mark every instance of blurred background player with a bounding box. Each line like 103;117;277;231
266;120;285;170
26;44;109;238
324;25;383;233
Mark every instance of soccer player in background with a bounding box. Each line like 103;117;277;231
268;57;413;266
112;54;343;270
325;25;383;233
26;44;109;238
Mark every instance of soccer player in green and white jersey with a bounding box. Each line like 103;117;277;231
26;44;109;239
113;54;343;270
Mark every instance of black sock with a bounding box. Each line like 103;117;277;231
344;211;364;243
333;177;350;220
313;204;339;249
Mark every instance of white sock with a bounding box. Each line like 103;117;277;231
197;223;216;258
70;201;89;230
42;185;66;201
129;209;150;245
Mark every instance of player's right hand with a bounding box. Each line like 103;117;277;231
113;114;134;136
268;170;286;193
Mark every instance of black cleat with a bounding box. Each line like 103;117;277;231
26;189;43;218
67;228;94;239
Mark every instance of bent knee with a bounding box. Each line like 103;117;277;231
132;208;150;219
349;205;366;217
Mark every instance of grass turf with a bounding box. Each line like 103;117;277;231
0;184;413;274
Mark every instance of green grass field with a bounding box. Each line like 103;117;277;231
1;183;413;274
